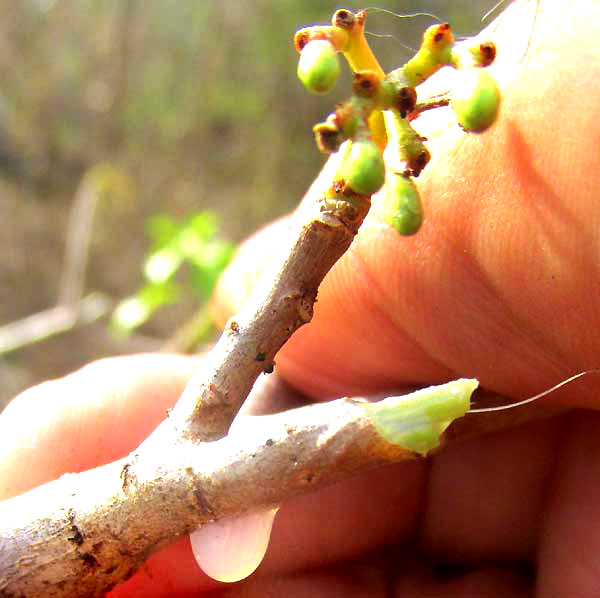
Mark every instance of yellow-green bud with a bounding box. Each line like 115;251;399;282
471;41;496;67
385;173;423;236
343;140;385;196
451;40;497;69
298;40;340;95
403;23;454;86
451;70;501;133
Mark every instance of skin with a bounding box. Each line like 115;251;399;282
1;0;599;596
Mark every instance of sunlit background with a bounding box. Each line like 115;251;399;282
0;0;501;407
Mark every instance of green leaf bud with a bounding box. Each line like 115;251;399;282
451;70;501;133
298;39;340;95
385;173;423;236
365;379;478;456
343;140;385;196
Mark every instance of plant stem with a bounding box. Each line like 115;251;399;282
168;152;370;442
337;10;387;148
0;379;477;598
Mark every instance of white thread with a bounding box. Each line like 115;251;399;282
469;370;599;413
481;0;508;23
364;30;415;54
363;8;444;23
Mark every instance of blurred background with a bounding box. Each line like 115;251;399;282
0;0;499;408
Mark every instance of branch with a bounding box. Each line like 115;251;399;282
0;293;110;355
0;378;481;598
0;148;376;596
168;150;370;442
58;170;101;308
0;371;562;598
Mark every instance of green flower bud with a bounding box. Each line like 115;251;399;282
385;173;423;236
297;40;340;95
451;70;501;133
343;140;385;196
391;113;430;177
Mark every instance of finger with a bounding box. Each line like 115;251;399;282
213;0;600;406
211;559;389;598
108;537;221;597
392;562;532;598
537;410;600;596
262;459;426;576
0;354;431;597
420;416;560;564
141;416;560;595
126;370;428;593
0;354;226;598
200;550;532;598
0;354;197;499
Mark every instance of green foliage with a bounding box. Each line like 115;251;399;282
112;211;234;334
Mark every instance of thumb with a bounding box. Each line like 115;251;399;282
213;0;600;406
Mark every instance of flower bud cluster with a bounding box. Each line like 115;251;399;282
294;9;501;236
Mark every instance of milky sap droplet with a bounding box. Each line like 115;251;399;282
189;508;279;583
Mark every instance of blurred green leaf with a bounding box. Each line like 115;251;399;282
143;247;183;284
113;210;234;335
138;280;181;309
146;214;180;249
186;212;218;240
112;280;181;333
112;296;151;332
188;241;234;299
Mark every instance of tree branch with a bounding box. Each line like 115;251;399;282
0;378;455;598
0;369;560;597
0;293;110;355
169;150;369;442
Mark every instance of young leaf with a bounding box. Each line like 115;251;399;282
365;379;478;455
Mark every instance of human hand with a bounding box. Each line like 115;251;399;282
210;0;600;594
2;0;600;596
